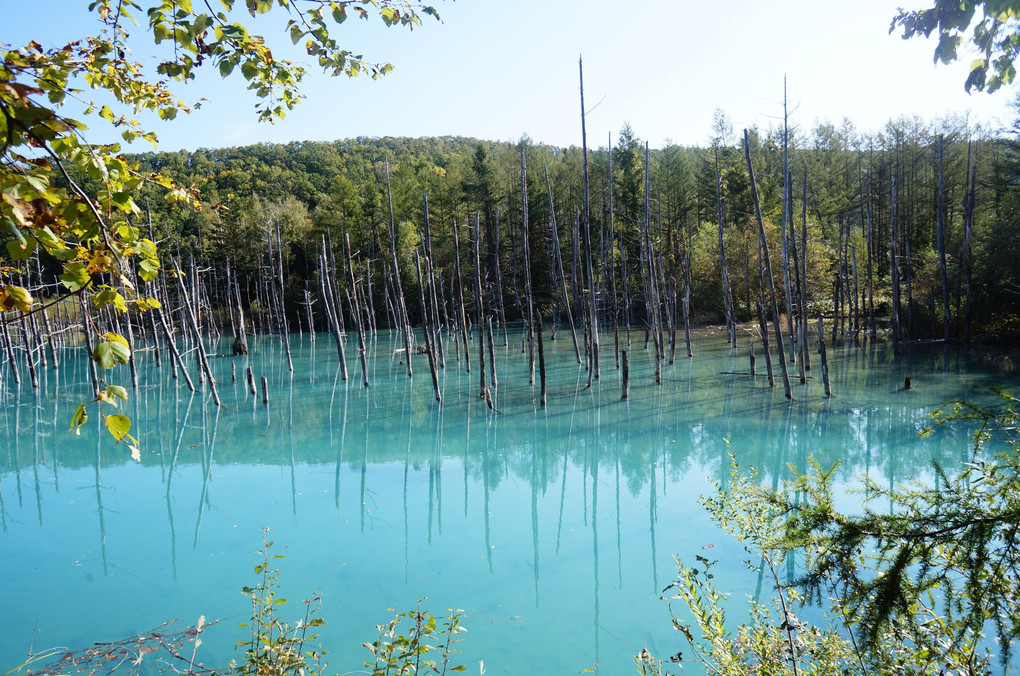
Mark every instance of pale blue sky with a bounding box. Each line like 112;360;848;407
3;0;1017;152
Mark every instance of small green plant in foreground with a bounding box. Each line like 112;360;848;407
232;532;327;676
8;530;467;676
362;600;467;676
234;531;468;676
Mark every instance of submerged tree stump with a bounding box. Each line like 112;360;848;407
621;350;629;400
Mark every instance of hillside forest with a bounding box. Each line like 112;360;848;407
140;109;1020;332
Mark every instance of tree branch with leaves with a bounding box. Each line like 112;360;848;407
892;0;1020;92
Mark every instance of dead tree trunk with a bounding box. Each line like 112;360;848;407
818;316;832;397
964;161;976;344
387;164;414;376
579;57;599;381
608;132;621;367
492;207;509;347
270;224;294;371
800;163;811;371
319;245;348;380
176;269;220;406
891;176;901;355
787;176;805;383
472;214;488;400
780;79;797;363
643;143;662;385
415;252;441;402
344;234;370;388
486;316;497;388
520;146;536;385
716;152;737;348
936;136;950;342
422;193;446;367
864;170;876;338
537;311;547;408
744;129;792;399
546;164;581;364
451;220;471;373
2;312;21;385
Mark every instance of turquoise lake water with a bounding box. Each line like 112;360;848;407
1;328;1017;675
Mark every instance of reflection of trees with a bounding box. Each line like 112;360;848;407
0;335;1012;504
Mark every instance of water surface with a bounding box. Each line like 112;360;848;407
1;330;1016;675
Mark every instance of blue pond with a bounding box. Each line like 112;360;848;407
1;329;1016;675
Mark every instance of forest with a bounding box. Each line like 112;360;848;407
88;107;1020;354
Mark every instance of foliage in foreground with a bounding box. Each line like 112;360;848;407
778;390;1020;669
641;463;965;676
644;391;1020;675
9;532;467;676
892;0;1020;93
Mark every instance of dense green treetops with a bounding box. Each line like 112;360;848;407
107;118;1020;340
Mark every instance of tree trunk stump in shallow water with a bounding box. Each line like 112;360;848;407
233;333;249;355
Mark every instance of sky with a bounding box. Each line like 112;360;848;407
3;0;1018;152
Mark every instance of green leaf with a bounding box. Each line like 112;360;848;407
5;218;27;246
194;13;211;33
94;288;128;312
111;191;136;211
104;414;131;441
33;227;63;251
103;332;130;348
240;60;258;80
93;342;117;369
22;173;49;192
138;258;160;281
6;236;37;261
93;337;131;369
70;404;88;435
3;285;34;312
109;341;132;364
105;385;129;402
219;23;248;40
59;262;91;292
